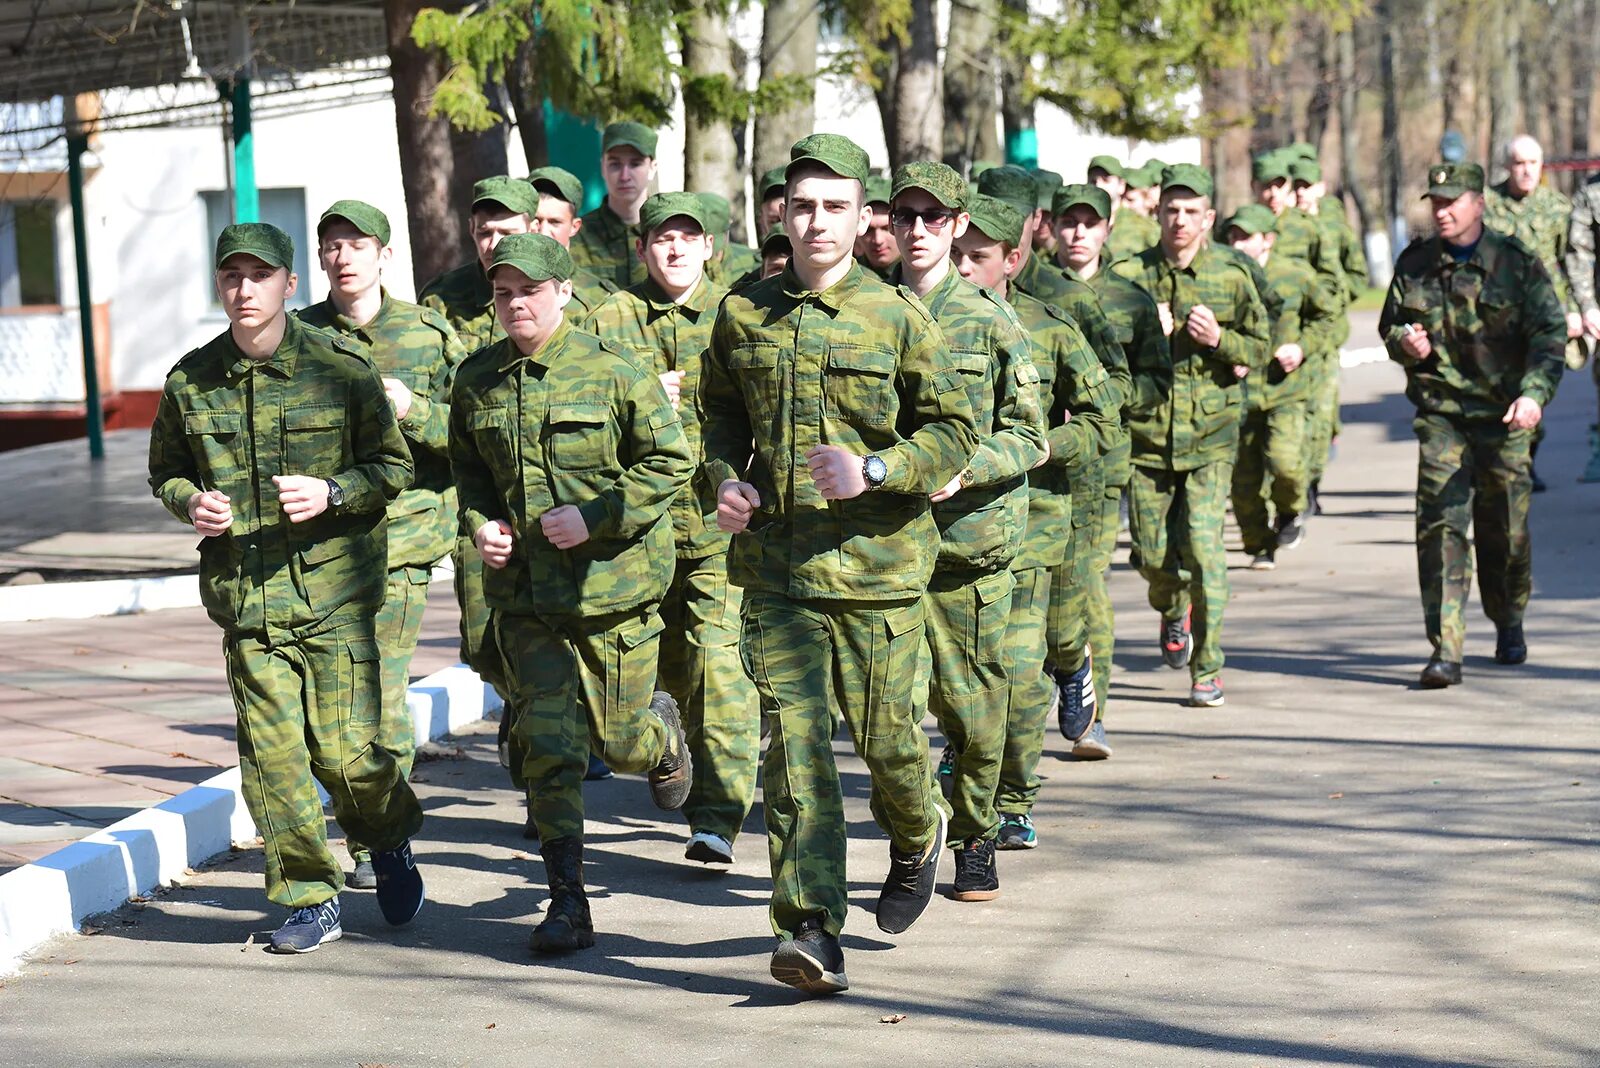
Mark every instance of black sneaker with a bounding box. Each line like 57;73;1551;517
1494;624;1527;665
1249;550;1276;571
1160;610;1192;669
1070;720;1113;760
498;712;513;769
770;917;848;994
371;840;425;927
951;836;1000;902
996;813;1037;850
347;857;377;890
531;836;595;953
1055;660;1096;742
647;691;692;810
1420;657;1462;688
876;806;948;934
937;745;956;801
1275;512;1306;550
268;897;342;954
584;752;614;781
1308;480;1322;515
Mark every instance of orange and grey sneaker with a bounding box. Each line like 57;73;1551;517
1188;677;1224;708
1161;609;1193;669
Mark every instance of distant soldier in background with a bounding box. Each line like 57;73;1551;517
570;121;658;288
855;176;901;280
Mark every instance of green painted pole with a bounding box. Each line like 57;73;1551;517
65;132;104;461
230;78;258;223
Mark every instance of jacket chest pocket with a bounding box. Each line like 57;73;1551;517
183;409;245;487
1476;291;1520;340
283;405;346;476
727;343;782;414
543;402;614;471
467;406;514;469
825;344;896;425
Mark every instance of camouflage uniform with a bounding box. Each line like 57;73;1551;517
1105;210;1159;263
571;199;648;289
1304;204;1367;487
707;243;762;291
147;314;421;907
581;275;759;846
698;262;977;941
1111;245;1269;684
450;318;694;841
1379;227;1565;665
1565;176;1600;475
297;292;465;863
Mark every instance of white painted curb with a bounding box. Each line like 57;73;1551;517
0;574;202;623
0;660;501;975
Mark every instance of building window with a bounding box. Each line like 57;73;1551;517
0;200;60;307
200;188;311;310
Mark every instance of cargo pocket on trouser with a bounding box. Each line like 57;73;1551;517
967;569;1015;693
857;600;938;853
592;609;667;774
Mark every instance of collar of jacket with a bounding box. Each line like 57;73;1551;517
1428;228;1506;271
496;317;573;373
641;274;712;318
225;313;305;378
321;287;398;342
778;259;867;311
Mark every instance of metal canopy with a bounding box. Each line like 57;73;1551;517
0;0;387;105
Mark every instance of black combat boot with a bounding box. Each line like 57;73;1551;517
530;836;595;953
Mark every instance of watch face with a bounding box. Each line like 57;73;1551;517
864;455;888;485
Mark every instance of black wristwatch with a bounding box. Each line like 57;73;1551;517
325;478;345;510
862;454;888;491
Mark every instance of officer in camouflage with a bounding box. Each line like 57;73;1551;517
887;162;1047;900
570;121;657;288
696;191;762;290
1379;162;1566;687
701;133;978;994
449;232;695;953
148;223;425;954
298;200;465;888
759;223;791;279
581;192;758;868
1112;164;1269;709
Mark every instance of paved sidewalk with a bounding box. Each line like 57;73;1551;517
3;360;1597;1064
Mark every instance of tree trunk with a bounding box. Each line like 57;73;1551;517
1304;21;1335;153
1487;1;1522;177
447;83;509;229
683;1;739;200
753;0;818;182
1573;0;1596;162
942;0;998;173
1379;0;1403;243
997;0;1032;164
889;0;942;169
872;44;898;168
384;0;461;286
1338;27;1373;280
1207;61;1254;212
508;39;549;170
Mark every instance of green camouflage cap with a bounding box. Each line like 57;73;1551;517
215;222;293;270
976;164;1039;217
760;222;791;253
1289;157;1323;185
602;120;657;158
526;166;584;208
638;191;710;236
1051;183;1112;220
316;200;391;246
1223;203;1279;237
787;133;871;183
1143;157;1169;174
472;176;537;217
863;175;893;206
1288;141;1319;162
696;192;732;234
1252;151;1295;184
759;166;788;201
488;232;572;283
1161;162;1214;198
891;161;967;209
965;193;1026;247
1423;161;1485;199
1125;163;1159;190
1031;167;1065;210
970;159;1001;178
1087;155;1126;179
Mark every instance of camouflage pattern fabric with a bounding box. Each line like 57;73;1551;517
995;565;1051;816
707;242;761;290
1105;210;1159;263
1271;205;1346;314
420;260;614;356
1127;460;1232;684
1232;404;1309;555
1485;182;1574;311
1565;177;1600;316
571;200;648;289
1045;460;1104;676
1086;483;1122;713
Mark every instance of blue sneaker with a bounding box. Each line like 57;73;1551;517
268;897;342;953
585;752;615;781
371;840;425;927
1055;659;1096;742
996;813;1037;851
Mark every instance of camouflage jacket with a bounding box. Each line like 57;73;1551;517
1379;229;1567;421
571;199;647;289
298;291;465;570
148;315;413;643
1565;177;1600;315
1006;289;1124;571
1111;245;1269;470
855;254;900;283
1271;206;1345;339
1310;204;1366;347
907;268;1047;572
1105;210;1159;264
1057;264;1134;486
1084;265;1169;473
581;275;727;559
419;259;614;356
699;262;979;602
449;320;693;618
706;243;761;290
1243;253;1341;412
1485;182;1574;312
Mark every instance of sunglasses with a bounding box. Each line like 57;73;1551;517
889;207;959;231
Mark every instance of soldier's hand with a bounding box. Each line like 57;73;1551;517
539;505;590;550
1503;396;1543;431
381;377;414;420
1567;312;1585;340
1400;323;1432;361
1156;302;1175;337
805;445;868;500
187;489;233;537
1585;308;1600;340
272;475;330;523
1274;344;1305;373
1032;437;1051;470
1232;364;1250;379
930;473;963;503
717;480;761;532
1186;304;1221;348
659;370;683;412
475;519;514;569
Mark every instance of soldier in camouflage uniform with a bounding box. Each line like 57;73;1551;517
1221;204;1340;569
1097;159;1161;263
449;233;695;953
700;134;978;994
759;224;791;279
1379;163;1566;687
1030;166;1065;259
1111;164;1269;708
298;201;465;888
1566;161;1600;482
148;223;425;954
419;177;538;352
754;166;788;242
952;194;1122;850
570;121;656;288
887;164;1047;899
696;191;762;291
527;166;621;317
854;175;901;281
581;193;758;867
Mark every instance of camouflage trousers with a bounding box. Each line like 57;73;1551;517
1047;467;1107;681
226;620;424;907
1232;401;1310;555
996;564;1053;817
1304;352;1341;484
454;538;510;699
1128;461;1232;683
1086;480;1126;715
347;565;430;864
740;592;942;940
657;553;758;844
922;567;1014;843
1414;414;1533;663
496;605;671;842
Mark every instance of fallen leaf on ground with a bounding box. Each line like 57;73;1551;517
1328;792;1344;799
485;1023;496;1030
1212;774;1230;780
63;958;80;965
879;1014;907;1024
